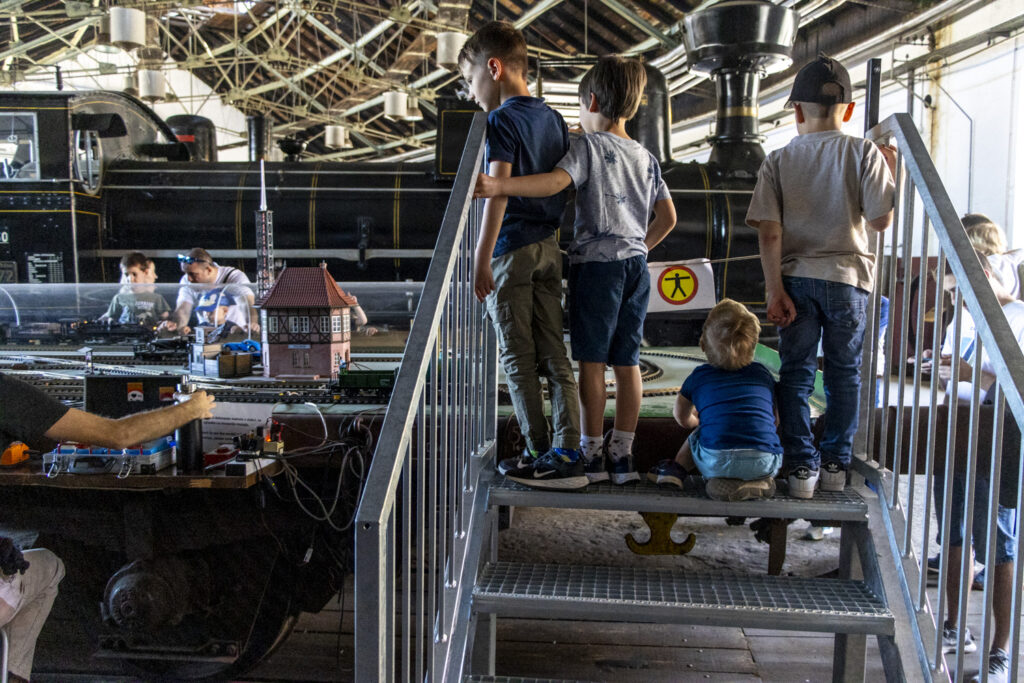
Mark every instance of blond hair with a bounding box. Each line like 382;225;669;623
700;299;761;371
962;213;1006;256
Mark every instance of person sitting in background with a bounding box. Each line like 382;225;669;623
0;372;216;683
351;303;378;336
964;213;1024;300
159;248;257;337
647;299;782;501
98;252;170;326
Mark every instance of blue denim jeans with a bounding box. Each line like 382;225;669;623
777;276;868;471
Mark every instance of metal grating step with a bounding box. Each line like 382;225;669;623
465;678;597;683
474;562;893;636
489;478;868;521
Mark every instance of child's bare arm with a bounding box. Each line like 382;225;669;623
474;160;512;302
474;168;572;199
756;220;797;327
867;143;897;232
644;197;677;251
674;394;699;429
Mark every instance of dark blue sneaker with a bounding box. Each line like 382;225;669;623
583;449;609;483
506;448;589;490
646;459;687;491
497;447;540;476
609;454;640;485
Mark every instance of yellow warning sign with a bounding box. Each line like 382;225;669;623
657;266;699;306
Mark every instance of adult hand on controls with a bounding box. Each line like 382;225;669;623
189;391;217;420
0;537;30;576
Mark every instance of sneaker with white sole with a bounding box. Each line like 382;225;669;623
497;447;540;476
646;459;688;491
706;476;776;502
609;455;641;484
820;461;847;492
583;449;609;483
942;624;977;655
505;448;589;490
971;648;1010;683
787;466;819;499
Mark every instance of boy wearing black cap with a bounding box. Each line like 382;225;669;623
745;54;896;498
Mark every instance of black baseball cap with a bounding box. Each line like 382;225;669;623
785;54;852;108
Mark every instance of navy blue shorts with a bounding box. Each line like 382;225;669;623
568;255;649;366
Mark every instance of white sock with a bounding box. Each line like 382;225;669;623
580;435;603;460
609;429;634;462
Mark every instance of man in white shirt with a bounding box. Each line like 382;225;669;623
159;248;259;336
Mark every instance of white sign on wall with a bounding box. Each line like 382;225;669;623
647;259;716;313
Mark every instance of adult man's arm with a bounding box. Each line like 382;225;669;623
44;391;216;449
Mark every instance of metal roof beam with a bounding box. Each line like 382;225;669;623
595;0;678;47
513;0;567;29
0;15;101;61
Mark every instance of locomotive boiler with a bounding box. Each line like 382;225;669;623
0;1;796;346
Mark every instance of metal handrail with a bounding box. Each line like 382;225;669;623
858;112;1024;681
354;111;496;682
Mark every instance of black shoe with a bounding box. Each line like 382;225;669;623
497;447;540;476
506;448;589;490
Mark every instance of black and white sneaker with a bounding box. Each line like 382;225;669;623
506;448;589;490
820;461;847;492
497;447;540;476
583;449;609;483
787;465;819;499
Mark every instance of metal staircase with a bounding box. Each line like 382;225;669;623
466;477;906;682
353;108;1024;682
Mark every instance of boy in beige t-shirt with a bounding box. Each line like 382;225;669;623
745;54;896;499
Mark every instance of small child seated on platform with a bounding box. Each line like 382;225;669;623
648;299;783;501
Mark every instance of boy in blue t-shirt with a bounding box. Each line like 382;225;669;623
474;55;677;487
458;21;583;489
648;299;782;501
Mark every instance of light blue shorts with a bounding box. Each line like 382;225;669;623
689;427;782;481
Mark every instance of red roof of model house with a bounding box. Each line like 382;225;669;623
256;264;359;309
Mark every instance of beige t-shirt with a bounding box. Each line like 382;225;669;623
745;130;895;292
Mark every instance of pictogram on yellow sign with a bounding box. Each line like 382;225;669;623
657;265;699;306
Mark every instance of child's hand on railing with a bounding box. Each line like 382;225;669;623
877;143;898;178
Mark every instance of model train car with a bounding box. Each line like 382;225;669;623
330;367;397;400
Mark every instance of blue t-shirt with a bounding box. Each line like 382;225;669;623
556;132;670;264
680;362;782;454
486;97;569;257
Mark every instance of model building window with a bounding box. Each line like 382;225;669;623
332;315;342;333
333;352;343;370
292;350;300;367
319;316;329;333
288;316;300;333
268;316;278;333
299;316;310;333
343;314;351;334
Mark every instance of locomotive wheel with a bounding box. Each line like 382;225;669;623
124;545;301;680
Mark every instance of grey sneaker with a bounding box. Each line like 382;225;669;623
820;461;847;492
942;625;977;654
706;476;776;502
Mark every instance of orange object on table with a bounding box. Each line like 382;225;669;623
1;442;30;466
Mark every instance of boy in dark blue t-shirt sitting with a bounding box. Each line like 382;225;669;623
649;299;783;501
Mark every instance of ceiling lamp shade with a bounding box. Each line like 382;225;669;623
404;96;423;122
436;32;467;70
109;7;146;50
138;69;165;101
324;125;352;149
123;74;138;97
383;91;407;119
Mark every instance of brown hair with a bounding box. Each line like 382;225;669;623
962;213;1006;255
797;97;844;120
458;21;528;75
700;299;761;371
119;251;150;270
578;55;647;122
185;247;214;264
